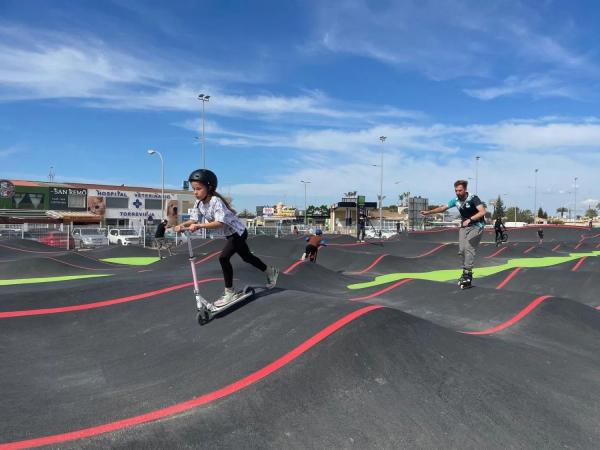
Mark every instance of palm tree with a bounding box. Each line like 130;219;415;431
556;207;568;218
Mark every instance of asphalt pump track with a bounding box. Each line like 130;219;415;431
1;226;599;449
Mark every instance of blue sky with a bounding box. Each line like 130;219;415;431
1;0;599;214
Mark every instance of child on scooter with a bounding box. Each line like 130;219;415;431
302;228;327;261
174;169;279;307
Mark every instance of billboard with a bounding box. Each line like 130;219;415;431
49;187;88;211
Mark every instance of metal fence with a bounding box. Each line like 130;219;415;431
0;219;440;251
0;223;77;250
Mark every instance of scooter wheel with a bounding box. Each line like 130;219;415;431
196;310;209;325
244;286;256;296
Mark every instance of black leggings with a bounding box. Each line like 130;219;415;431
219;229;267;288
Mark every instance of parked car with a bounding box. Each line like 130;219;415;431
365;228;396;239
72;228;109;249
108;229;141;246
38;231;76;249
0;228;22;239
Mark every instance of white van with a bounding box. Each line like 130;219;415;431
108;229;141;246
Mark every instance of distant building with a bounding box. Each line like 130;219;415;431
0;179;194;228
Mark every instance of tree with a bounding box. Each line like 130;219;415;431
238;209;255;219
506;207;534;223
492;196;506;220
537;207;548;220
556;207;568;218
585;208;598;218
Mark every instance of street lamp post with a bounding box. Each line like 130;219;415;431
475;156;480;195
574;177;578;220
197;94;210;168
147;149;165;220
379;136;386;236
533;168;539;223
300;180;311;227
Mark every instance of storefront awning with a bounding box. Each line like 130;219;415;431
46;210;102;223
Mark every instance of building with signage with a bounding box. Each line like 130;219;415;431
330;194;378;231
0;179;195;227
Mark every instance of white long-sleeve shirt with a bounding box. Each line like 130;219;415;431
190;197;245;237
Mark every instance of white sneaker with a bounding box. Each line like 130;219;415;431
301;253;306;260
266;266;279;288
214;290;237;307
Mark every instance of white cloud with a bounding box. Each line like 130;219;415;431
226;144;600;214
464;75;580;100
310;0;598;98
0;146;19;158
0;25;422;127
467;121;600;151
212;116;600;211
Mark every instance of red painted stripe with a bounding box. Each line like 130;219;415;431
409;228;452;234
462;295;552;335
0;305;383;449
326;242;368;247
349;254;388;274
596;242;600;249
283;259;306;274
495;268;521;290
574;242;583;250
417;243;447;258
194;251;220;265
0;278;221;319
0;243;65;254
571;256;587;272
523;246;535;254
551;244;561;252
350;279;413;301
485;246;507;258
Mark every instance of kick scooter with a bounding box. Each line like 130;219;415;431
183;230;255;325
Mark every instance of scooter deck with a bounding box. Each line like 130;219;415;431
210;289;254;313
196;286;256;325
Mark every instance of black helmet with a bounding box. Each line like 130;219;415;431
188;169;218;189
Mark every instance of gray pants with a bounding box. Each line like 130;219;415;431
154;238;173;257
459;226;484;270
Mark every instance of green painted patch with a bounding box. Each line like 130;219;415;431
348;250;600;290
0;274;112;286
100;257;160;266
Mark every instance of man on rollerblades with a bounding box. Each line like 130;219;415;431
420;180;487;289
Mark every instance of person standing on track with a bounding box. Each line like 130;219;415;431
537;228;544;245
357;212;367;242
154;219;172;258
420;180;486;288
174;169;279;307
